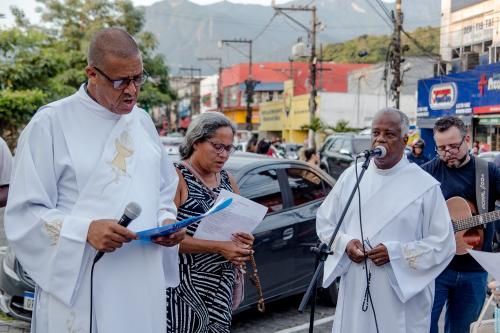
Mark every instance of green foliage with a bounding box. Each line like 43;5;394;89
0;89;47;144
329;120;356;133
323;26;439;64
301;117;357;136
0;0;174;142
301;116;325;132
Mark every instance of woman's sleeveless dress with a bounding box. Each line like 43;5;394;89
166;163;235;333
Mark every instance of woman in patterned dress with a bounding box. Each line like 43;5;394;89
166;112;254;333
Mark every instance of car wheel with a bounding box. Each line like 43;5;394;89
320;279;339;307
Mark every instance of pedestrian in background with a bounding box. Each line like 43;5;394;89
303;147;319;166
256;139;273;156
407;138;430;166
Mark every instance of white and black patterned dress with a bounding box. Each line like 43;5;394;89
166;163;235;333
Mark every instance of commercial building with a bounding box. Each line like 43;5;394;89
417;0;500;153
254;62;370;142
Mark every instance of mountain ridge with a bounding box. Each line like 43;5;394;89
140;0;440;74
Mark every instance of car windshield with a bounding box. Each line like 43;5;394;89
352;137;371;154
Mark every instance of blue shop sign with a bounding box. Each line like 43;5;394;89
417;75;474;118
418;63;500;118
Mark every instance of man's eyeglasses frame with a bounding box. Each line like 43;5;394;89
435;136;466;156
93;66;148;90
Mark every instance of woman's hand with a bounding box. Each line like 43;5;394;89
217;240;254;266
231;232;254;248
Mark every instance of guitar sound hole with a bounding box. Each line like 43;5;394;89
463;228;482;247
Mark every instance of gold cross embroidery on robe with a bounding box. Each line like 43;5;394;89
403;245;424;270
44;220;63;246
105;130;134;188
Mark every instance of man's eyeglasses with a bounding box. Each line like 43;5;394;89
435;136;466;155
207;140;236;155
93;66;148;90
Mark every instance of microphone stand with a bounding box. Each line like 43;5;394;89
298;155;373;333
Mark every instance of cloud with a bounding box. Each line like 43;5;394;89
351;2;366;14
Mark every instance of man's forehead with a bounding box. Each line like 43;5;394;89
372;119;401;132
434;127;462;141
102;54;143;74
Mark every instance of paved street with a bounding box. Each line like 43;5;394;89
232;295;335;333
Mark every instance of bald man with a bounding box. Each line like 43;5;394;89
5;28;184;332
316;108;455;333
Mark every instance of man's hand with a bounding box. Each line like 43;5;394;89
87;219;137;252
346;239;365;263
367;244;390;266
153;219;186;247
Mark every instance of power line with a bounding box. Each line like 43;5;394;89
362;0;393;29
373;0;393;22
253;13;277;42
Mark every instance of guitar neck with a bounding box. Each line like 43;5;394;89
453;210;500;232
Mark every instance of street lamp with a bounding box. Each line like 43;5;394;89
218;39;255;131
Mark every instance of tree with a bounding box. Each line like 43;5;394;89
322;26;439;64
330;120;356;133
0;0;175;145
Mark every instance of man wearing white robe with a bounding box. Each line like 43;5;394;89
0;136;12;207
5;28;185;332
317;108;456;333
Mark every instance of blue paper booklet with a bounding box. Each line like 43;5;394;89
136;197;233;241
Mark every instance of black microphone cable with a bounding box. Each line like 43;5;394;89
90;257;97;333
354;156;380;333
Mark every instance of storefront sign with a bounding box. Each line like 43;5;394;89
429;83;457;110
418;62;500;118
478;117;500;125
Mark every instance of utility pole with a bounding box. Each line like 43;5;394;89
198;57;223;112
273;4;319;148
391;0;403;109
179;66;202;116
218;39;255;130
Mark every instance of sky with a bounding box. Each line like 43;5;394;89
0;0;293;27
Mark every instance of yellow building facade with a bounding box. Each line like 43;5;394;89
259;80;319;144
223;107;260;129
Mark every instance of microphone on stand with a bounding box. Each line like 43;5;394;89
357;146;387;159
93;202;142;264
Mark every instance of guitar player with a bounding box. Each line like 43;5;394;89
423;116;500;333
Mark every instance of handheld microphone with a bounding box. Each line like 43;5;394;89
93;202;142;264
357;146;387;159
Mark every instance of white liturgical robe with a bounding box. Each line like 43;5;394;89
317;155;455;333
5;85;179;332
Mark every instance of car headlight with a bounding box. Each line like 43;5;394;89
4;247;16;271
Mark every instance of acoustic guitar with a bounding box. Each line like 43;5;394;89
448;196;500;255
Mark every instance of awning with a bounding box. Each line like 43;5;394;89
478;117;500;125
239;82;284;92
417;115;472;129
